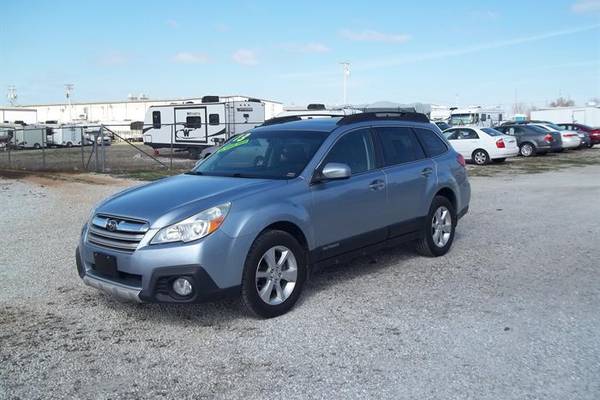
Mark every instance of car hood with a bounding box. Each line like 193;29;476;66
96;174;284;228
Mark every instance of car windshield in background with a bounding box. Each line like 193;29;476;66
481;128;503;136
449;114;474;125
193;130;327;179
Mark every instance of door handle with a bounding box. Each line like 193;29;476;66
369;179;385;191
421;167;433;177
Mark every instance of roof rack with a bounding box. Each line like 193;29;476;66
337;111;429;125
259;114;341;127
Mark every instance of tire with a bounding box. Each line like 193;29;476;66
415;196;456;257
519;143;535;157
33;143;41;149
66;142;73;148
492;158;506;163
241;230;307;318
472;149;490;165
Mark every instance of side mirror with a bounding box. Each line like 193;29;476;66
315;162;351;183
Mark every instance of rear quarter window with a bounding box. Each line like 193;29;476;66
413;128;448;157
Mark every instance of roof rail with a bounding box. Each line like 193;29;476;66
260;114;340;127
337;111;429;125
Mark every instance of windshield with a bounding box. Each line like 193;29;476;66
193;130;327;179
449;114;475;125
481;128;503;136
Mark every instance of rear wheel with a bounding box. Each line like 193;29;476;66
66;142;73;148
415;196;456;257
519;143;534;157
241;230;307;318
33;143;41;149
472;149;490;165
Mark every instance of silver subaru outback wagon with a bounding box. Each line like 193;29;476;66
76;112;471;318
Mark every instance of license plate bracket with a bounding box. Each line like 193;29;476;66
93;252;118;278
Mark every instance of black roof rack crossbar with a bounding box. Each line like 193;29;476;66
259;114;341;127
337;111;429;125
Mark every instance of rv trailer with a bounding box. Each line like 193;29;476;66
142;96;266;158
449;106;506;127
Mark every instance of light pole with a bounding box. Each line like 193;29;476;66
340;62;350;105
65;83;74;121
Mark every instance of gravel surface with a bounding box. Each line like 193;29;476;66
1;165;599;400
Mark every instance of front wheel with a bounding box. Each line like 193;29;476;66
415;196;456;257
241;230;307;318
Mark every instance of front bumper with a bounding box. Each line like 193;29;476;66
76;224;251;303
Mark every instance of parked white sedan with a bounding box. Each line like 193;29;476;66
443;127;519;165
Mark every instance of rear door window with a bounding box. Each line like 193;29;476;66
323;129;375;174
374;126;426;166
413;128;448;157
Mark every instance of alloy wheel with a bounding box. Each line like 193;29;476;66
520;144;533;157
431;206;452;248
255;246;298;305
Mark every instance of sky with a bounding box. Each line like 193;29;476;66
1;0;599;108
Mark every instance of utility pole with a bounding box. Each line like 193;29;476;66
340;62;350;105
7;86;17;106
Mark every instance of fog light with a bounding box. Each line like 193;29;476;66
172;277;193;296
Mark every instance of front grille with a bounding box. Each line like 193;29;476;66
87;214;149;252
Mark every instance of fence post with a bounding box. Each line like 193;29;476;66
80;128;85;170
94;130;99;172
100;125;105;173
170;123;173;171
41;127;46;169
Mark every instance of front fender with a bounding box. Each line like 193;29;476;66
221;201;314;249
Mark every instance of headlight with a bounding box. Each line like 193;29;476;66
151;203;231;244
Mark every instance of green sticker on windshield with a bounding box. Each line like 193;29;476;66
217;133;251;153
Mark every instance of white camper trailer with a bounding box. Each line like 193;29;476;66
449;106;506;127
142;97;266;158
46;125;85;147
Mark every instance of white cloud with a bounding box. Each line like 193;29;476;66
166;19;179;28
280;24;600;79
283;42;331;53
173;52;209;64
340;29;411;43
571;0;600;13
232;49;258;66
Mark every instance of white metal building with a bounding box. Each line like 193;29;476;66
531;106;600;126
1;107;38;124
17;95;283;125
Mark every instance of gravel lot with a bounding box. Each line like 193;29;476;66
1;158;600;399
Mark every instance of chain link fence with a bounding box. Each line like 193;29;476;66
0;123;207;174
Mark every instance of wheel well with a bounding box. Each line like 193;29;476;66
472;148;488;157
435;188;457;210
520;141;535;148
262;221;309;251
